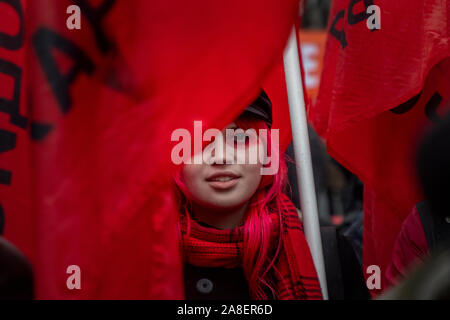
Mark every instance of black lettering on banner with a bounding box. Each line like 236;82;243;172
32;27;95;113
0;0;24;51
30;122;54;141
0;59;27;128
330;10;348;49
0;129;16;185
424;92;442;123
348;0;374;26
73;0;116;54
390;92;422;114
390;91;443;123
0;169;12;186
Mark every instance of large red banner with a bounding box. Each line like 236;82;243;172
311;0;450;293
0;0;299;298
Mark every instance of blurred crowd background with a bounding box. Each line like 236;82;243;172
296;0;364;259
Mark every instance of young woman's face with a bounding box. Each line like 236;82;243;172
181;121;264;211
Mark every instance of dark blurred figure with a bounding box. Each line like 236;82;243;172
334;164;364;266
286;129;365;265
286;127;330;224
301;0;332;29
286;127;359;225
385;112;450;295
286;128;369;299
381;249;450;300
0;234;34;299
416;113;450;248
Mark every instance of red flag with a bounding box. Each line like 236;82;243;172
310;0;450;294
263;59;292;152
0;0;299;298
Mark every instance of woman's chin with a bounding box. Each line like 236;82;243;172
200;198;249;211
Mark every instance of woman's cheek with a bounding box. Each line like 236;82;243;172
181;165;204;198
242;164;263;193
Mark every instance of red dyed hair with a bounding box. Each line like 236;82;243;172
174;116;290;299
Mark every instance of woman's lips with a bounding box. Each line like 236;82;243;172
207;178;240;190
206;173;241;190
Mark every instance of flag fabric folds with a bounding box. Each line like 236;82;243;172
0;0;299;298
311;0;450;293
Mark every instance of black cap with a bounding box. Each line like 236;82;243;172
242;90;273;128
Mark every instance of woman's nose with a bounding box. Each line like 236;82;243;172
204;132;235;165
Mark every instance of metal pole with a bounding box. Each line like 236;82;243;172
283;27;329;299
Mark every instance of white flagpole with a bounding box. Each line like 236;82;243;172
283;27;329;299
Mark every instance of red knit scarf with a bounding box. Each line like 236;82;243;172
180;194;323;300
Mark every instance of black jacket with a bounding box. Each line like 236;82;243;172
184;263;250;300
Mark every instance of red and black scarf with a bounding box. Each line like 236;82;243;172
180;194;323;300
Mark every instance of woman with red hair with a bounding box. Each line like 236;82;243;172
174;91;322;300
